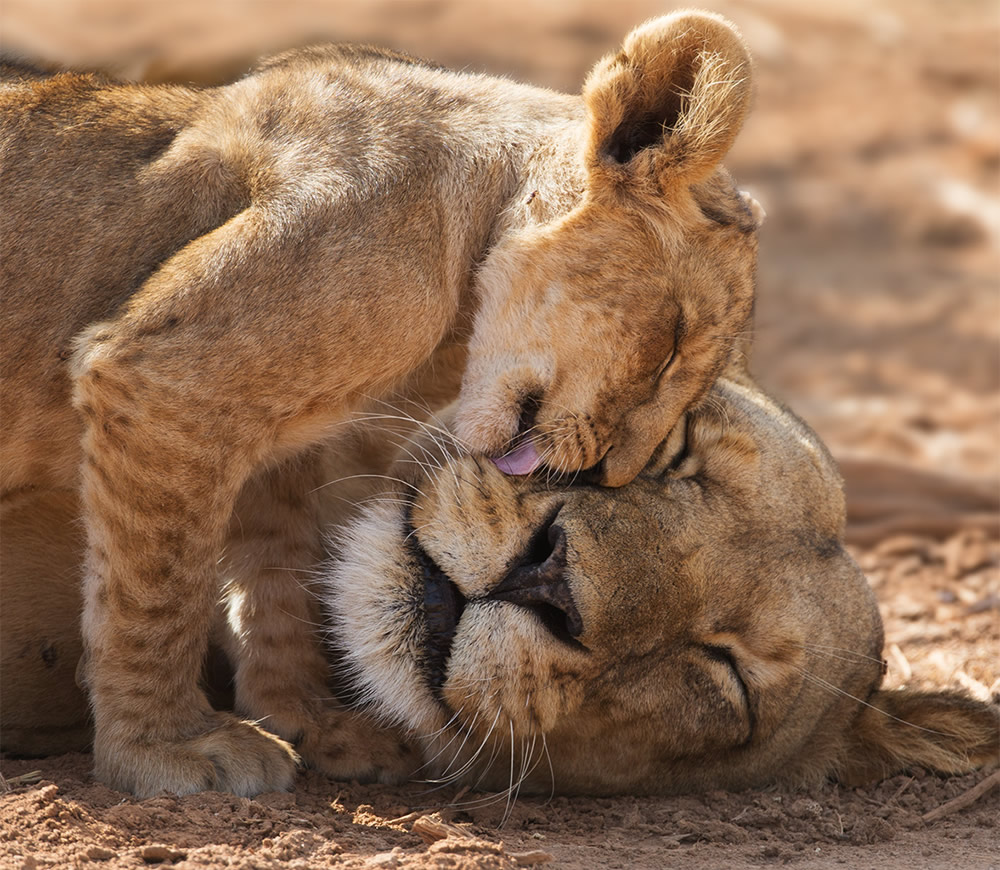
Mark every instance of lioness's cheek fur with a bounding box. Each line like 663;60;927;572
3;13;762;797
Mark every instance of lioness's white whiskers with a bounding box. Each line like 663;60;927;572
541;734;556;802
384;421;455;473
405;429;452;473
502;721;517;824
353;496;413;510
420;708;465;742
414;709;474;779
364;400;465;494
796;668;955;737
504;731;540;824
402;519;442;544
469;724;508;792
428;428;465;495
804;643;886;667
390;430;445;465
326;409;458;490
354;399;471;452
434;730;544;816
429;701;502;784
467;703;507;787
444;785;515;813
391;452;442;488
309;472;428;500
523;732;548;792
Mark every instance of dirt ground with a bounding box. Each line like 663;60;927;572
1;1;997;868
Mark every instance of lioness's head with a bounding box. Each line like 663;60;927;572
324;375;998;795
456;12;762;486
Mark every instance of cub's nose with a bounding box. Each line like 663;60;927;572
487;521;584;641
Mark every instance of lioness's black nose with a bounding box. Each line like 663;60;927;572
487;521;584;640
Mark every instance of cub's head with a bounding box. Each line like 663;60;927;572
456;12;763;486
324;377;998;795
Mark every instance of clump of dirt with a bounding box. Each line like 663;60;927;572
1;0;997;868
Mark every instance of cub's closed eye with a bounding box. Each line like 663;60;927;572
654;348;676;381
655;313;686;385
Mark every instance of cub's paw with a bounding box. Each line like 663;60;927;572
96;712;300;798
295;708;421;784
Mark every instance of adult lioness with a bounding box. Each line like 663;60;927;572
324;369;999;794
1;13;762;797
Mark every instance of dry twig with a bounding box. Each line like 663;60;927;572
412;813;472;844
888;776;914;803
508;849;554;865
1;770;42;791
922;769;1000;823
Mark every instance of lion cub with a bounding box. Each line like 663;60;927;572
1;12;761;796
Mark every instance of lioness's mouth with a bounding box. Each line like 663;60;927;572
404;516;466;698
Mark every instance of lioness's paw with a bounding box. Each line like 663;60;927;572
296;708;420;784
96;713;300;798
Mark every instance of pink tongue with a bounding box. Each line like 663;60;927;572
491;440;542;476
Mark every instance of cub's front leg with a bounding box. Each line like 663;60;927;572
74;338;299;797
71;208;451;797
220;448;420;784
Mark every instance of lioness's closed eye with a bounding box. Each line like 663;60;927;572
324;373;999;795
2;13;763;797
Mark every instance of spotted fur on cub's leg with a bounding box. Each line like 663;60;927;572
74;307;300;796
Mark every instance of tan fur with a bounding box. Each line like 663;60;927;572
325;368;999;795
1;489;89;755
1;14;762;797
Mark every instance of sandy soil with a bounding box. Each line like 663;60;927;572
2;1;997;868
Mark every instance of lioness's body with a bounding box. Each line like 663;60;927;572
2;15;762;797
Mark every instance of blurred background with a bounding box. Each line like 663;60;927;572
2;0;997;707
4;0;998;528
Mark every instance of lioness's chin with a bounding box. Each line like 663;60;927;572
324;502;448;739
325;495;591;794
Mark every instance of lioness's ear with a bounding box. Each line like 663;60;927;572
583;12;752;196
834;689;999;787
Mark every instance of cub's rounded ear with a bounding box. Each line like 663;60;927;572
583;11;753;197
834;689;1000;787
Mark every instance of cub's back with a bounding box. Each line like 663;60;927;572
0;48;579;494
